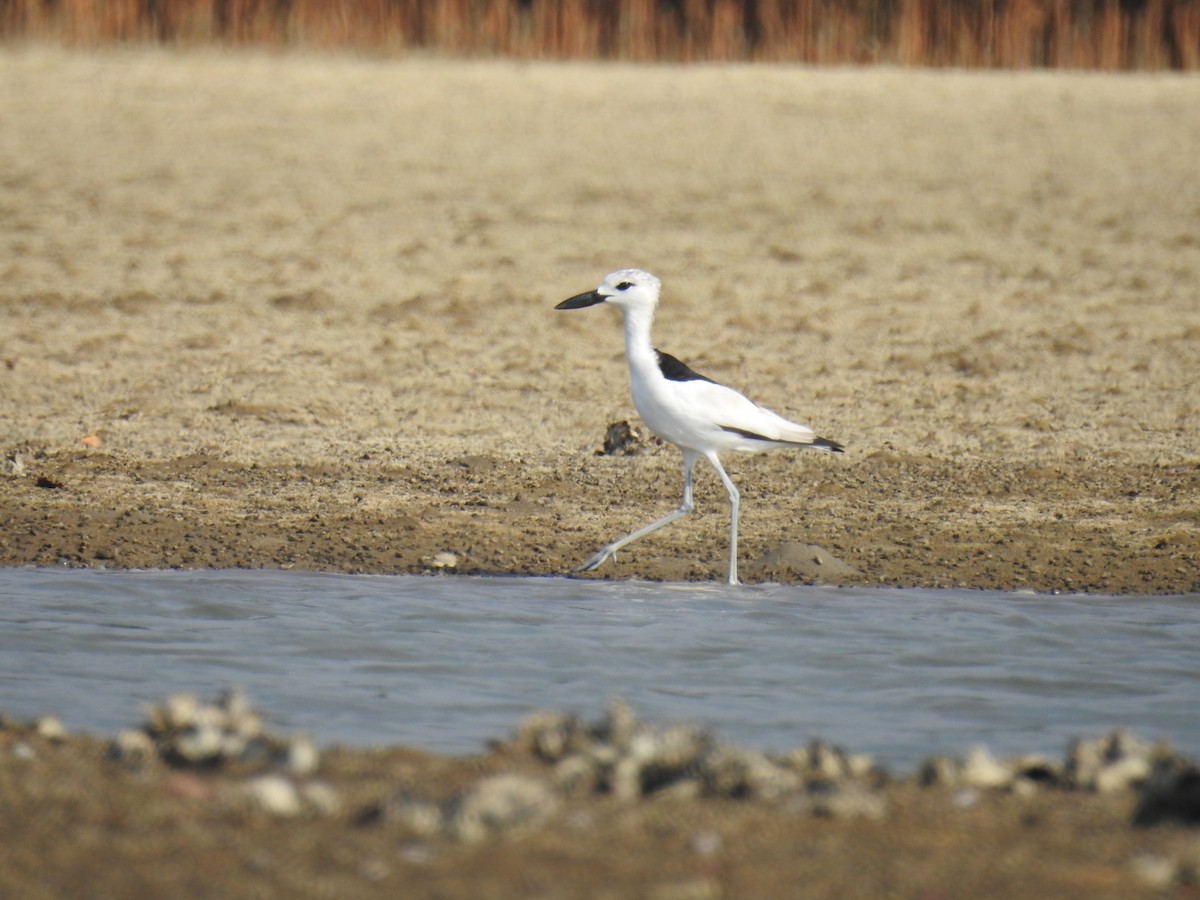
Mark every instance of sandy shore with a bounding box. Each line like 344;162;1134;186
0;47;1197;593
1;46;1199;896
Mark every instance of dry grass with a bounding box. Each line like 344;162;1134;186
1;0;1198;68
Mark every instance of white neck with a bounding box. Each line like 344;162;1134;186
620;302;659;375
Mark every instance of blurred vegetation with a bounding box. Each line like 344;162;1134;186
1;0;1197;68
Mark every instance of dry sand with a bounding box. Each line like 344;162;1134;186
1;46;1199;897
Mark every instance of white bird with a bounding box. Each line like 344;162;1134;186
556;268;843;585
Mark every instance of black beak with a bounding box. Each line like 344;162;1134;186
555;290;607;310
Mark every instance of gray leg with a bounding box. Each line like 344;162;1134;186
578;449;698;574
704;451;740;585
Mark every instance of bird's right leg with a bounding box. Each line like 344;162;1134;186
577;449;697;573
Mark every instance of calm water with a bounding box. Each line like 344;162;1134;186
1;568;1197;770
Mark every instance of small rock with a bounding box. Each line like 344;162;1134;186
552;754;599;794
690;830;723;856
378;793;444;835
141;689;295;770
111;729;156;765
1130;853;1178;888
154;693;199;731
174;723;224;764
1094;755;1152;793
446;774;558;843
11;741;35;760
919;746;1013;790
301;781;341;816
35;715;67;741
807;781;887;820
960;745;1013;789
918;755;961;787
598;698;640;750
1;452;25;477
788;739;868;781
704;746;799;800
514;710;585;762
1067;729;1157;791
220;688;262;735
430;551;458;569
844;752;877;779
285;737;320;776
243;774;302;817
613;726;711;800
952;787;981;809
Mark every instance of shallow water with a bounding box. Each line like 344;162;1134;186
1;568;1196;770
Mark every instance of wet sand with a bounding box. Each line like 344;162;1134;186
0;46;1199;896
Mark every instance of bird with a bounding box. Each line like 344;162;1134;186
555;268;843;585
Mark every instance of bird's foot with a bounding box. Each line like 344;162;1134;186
575;547;617;573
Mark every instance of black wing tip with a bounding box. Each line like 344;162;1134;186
718;426;845;453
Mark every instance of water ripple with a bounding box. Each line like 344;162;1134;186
0;568;1196;769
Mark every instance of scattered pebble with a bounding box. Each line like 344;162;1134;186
377;793;444;836
445;773;559;843
689;829;722;856
1067;729;1165;793
114;689;317;775
112;728;156;766
1;451;24;477
300;781;341;816
11;741;35;761
916;727;1197;821
285;737;320;777
951;787;981;809
1130;852;1178;888
959;744;1013;789
35;715;67;741
429;551;458;569
504;701;885;812
14;693;1200;857
243;774;303;817
805;781;888;820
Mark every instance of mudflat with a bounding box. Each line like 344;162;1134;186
1;47;1199;898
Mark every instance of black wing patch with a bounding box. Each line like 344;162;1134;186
655;349;718;384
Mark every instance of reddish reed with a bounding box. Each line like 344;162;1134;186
1;0;1197;69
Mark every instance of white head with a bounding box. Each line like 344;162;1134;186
555;268;662;314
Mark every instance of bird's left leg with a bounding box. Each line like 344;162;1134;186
704;451;741;585
577;449;698;574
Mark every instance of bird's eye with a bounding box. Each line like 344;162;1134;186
616;281;633;291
